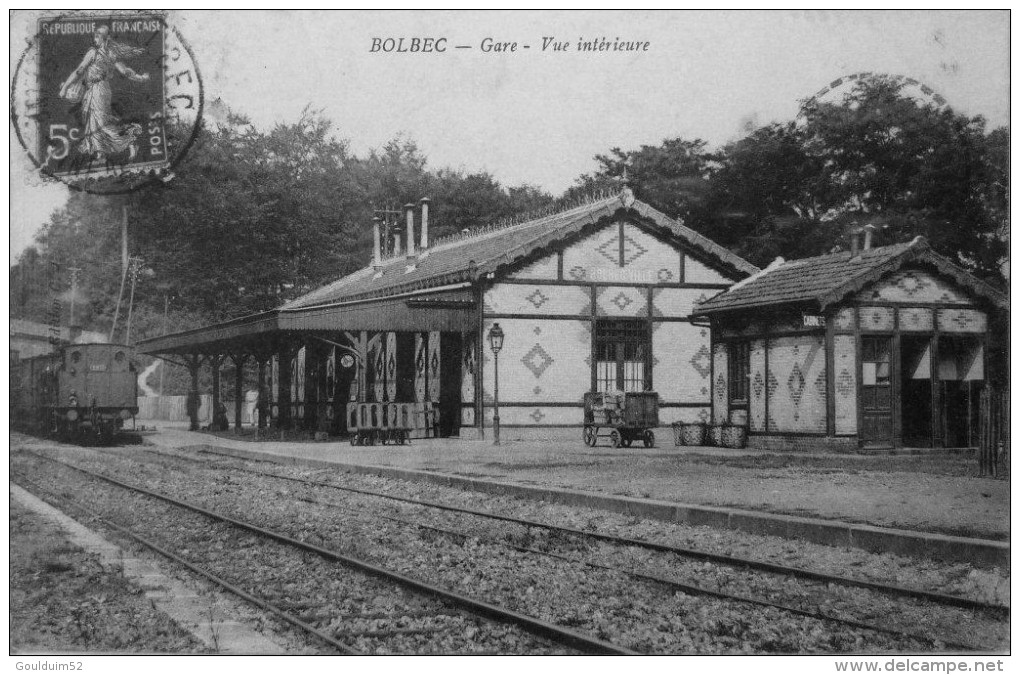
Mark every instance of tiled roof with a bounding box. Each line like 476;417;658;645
696;237;1008;315
282;193;758;311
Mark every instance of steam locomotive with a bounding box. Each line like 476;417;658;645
12;342;139;444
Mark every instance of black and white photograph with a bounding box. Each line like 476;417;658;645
8;9;1011;669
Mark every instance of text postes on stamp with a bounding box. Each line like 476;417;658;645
11;12;203;194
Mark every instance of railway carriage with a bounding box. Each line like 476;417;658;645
13;342;139;443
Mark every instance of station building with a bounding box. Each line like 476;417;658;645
138;190;758;439
696;232;1008;451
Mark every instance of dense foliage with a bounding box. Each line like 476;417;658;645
11;77;1008;349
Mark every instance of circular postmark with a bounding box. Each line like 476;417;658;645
799;71;948;117
10;11;204;194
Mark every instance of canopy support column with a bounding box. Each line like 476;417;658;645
230;353;248;432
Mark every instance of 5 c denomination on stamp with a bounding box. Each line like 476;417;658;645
10;11;204;194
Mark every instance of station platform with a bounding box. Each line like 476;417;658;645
134;421;1009;569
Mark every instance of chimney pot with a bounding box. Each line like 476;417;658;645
863;224;877;250
850;228;861;257
371;216;382;270
419;197;430;250
404;203;416;259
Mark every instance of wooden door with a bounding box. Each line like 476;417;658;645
860;336;894;445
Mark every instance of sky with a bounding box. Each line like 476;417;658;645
8;9;1011;264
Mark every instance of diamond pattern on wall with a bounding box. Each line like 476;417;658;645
533;325;542;335
767;372;779;397
752;372;765;398
689;344;712;379
697;409;710;423
896;271;930;296
596;237;620;264
621;234;648;265
657;268;675;282
533;386;542;396
569;266;587;280
525;288;550;309
814;370;826;398
610;292;634;312
530;409;546;423
787;363;806;405
521;343;554;378
836;369;853;398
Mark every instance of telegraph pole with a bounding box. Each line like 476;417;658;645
68;265;81;328
109;206;130;342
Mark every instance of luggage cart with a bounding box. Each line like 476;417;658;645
582;391;659;448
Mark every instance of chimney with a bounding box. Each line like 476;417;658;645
393;231;401;256
850;229;861;257
863;224;876;250
404;203;416;259
419;197;430;251
372;216;382;270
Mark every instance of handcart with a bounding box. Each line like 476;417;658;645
582;391;659;448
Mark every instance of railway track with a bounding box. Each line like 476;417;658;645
14;453;632;655
138;448;1003;652
146;445;1007;614
17;446;1006;652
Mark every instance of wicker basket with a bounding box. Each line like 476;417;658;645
721;424;748;449
673;422;706;446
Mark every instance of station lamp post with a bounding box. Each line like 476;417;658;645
487;323;504;446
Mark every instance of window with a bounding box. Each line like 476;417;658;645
594;319;650;392
861;336;892;409
728;342;750;405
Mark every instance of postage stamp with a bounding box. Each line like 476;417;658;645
10;11;203;194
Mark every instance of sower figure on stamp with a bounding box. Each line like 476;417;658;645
58;25;151;160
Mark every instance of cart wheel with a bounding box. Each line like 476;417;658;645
609;430;622;448
643;430;655;448
583;425;597;447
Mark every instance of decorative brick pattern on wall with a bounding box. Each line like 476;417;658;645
834;307;855;332
651;288;713;318
414;333;427;402
427;331;441;402
749;339;767;432
620;223;681;274
484;283;590;316
385;332;397;402
833;334;857;435
653;323;712;403
481;318;591;404
712;343;728;424
859;306;896;332
686;256;733;284
767;336;826;433
898;307;934;332
562;225;622;278
859;269;970;304
937;308;988;333
595;286;648;317
507;255;559;280
371;338;385;402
